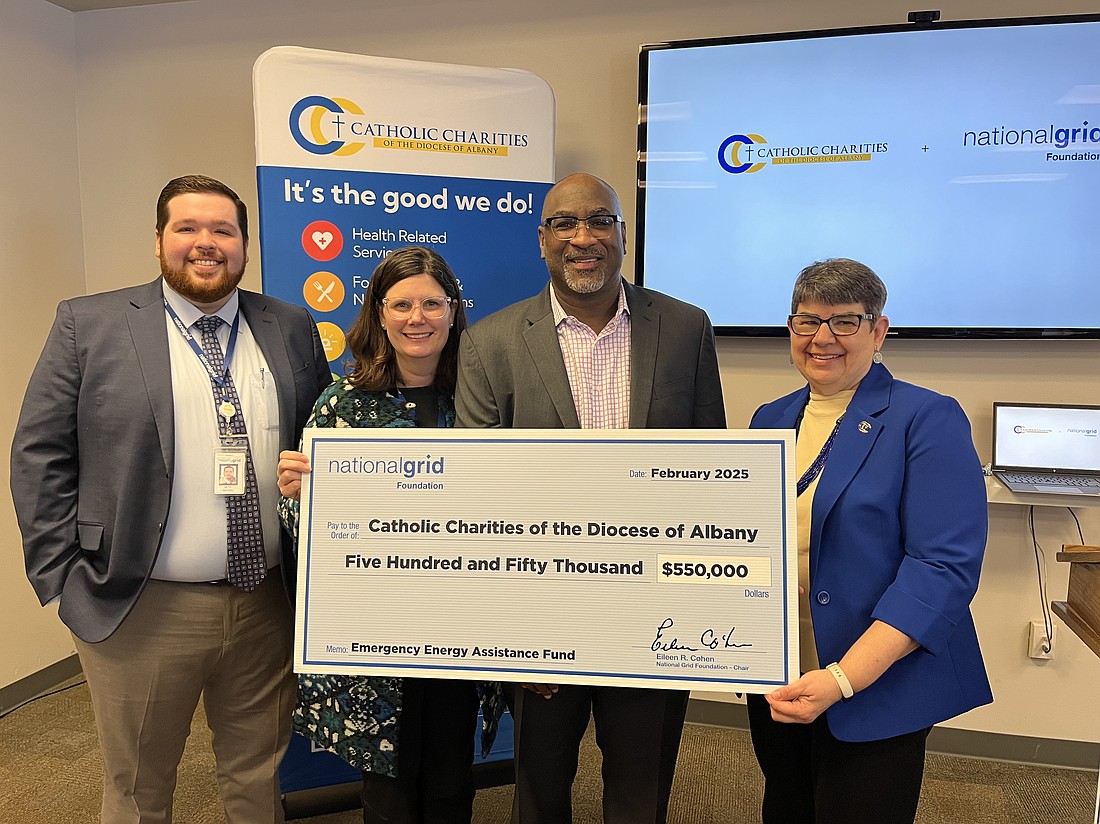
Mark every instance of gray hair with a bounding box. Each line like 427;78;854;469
790;258;887;317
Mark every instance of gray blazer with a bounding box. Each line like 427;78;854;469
10;278;332;643
455;280;725;429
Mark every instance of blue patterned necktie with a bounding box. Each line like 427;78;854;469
194;315;267;591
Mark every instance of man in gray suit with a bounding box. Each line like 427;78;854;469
10;175;332;823
455;173;726;823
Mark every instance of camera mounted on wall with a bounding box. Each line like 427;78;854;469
907;10;941;24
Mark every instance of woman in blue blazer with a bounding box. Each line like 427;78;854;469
747;258;992;823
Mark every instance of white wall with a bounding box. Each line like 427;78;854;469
1;0;85;688
3;0;1098;745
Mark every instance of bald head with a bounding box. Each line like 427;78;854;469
541;173;623;221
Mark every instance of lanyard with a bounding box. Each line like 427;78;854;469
163;298;241;392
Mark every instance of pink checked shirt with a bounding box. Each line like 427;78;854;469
549;283;631;430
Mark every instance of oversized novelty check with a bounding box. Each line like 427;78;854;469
294;429;797;692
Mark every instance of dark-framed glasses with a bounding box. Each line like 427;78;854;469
787;313;874;336
543;214;624;241
382;296;453;320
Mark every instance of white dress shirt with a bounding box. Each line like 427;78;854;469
153;282;281;581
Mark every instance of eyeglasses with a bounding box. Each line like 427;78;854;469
787;313;874;336
543;214;624;241
381;296;453;320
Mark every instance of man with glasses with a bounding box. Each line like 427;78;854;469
455;173;725;824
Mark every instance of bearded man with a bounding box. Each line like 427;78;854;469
455;173;726;824
11;175;331;823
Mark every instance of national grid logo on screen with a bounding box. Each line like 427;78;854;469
718;132;889;175
289;95;531;158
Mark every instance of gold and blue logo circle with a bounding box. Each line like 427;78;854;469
718;133;767;174
289;95;366;156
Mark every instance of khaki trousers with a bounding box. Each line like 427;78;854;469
74;574;295;824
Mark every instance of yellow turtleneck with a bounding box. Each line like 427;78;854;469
795;388;855;672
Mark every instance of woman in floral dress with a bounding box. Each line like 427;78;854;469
277;246;504;824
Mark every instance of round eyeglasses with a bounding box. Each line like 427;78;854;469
787;313;874;336
381;296;453;320
543;214;624;241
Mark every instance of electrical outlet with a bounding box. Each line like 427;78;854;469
1027;621;1056;660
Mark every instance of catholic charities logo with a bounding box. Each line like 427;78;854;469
289;95;530;158
717;133;768;174
289;96;368;156
718;132;888;175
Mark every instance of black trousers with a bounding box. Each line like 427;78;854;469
361;678;480;824
746;693;930;824
511;684;687;824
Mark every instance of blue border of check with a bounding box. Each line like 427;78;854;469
298;434;791;688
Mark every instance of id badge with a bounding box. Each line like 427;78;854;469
214;445;247;495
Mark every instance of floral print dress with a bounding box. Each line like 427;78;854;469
279;378;505;777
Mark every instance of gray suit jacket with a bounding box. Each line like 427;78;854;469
455;280;725;429
10;278;332;643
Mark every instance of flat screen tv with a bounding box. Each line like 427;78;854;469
637;14;1100;338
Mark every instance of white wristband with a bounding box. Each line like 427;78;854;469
826;662;854;699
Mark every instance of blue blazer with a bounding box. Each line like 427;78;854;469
750;363;993;741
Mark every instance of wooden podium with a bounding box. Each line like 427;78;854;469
1052;545;1100;659
1052;545;1100;824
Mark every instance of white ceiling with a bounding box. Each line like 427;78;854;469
44;0;188;11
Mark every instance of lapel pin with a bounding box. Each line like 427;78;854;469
858;420;872;434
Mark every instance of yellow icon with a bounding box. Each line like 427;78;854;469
317;322;347;363
304;271;345;312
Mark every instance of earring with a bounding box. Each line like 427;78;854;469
789;353;794;365
873;350;883;364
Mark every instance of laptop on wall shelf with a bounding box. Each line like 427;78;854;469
991;402;1100;496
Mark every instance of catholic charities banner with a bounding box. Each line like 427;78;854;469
253;46;555;369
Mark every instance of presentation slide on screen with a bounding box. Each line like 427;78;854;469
641;22;1100;330
995;405;1100;471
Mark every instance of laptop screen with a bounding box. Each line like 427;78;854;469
992;403;1100;474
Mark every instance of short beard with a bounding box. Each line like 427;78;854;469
561;267;607;295
160;254;244;307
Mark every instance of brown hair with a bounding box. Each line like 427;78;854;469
156;175;248;242
345;246;467;393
